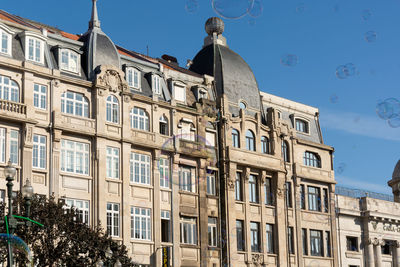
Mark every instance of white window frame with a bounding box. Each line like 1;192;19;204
0;75;19;102
26;37;44;64
106;95;119;124
0;128;5;163
60;48;80;74
65;198;89;225
178;121;195;141
106;203;120;237
173;82;186;102
180;217;197;245
130;107;149;131
179;166;196;193
207;173;216;195
9;130;18;165
159;115;169;136
61;91;89;118
152;75;162;95
159;158;170;188
106;147;120;179
60;139;90;176
208;217;217;247
0;25;14;56
32;134;46;169
130;152;151;185
34;84;47;110
131;207;151;240
126;67;141;90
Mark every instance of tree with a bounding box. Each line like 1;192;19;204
0;194;137;266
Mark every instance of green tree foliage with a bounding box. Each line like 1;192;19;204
0;194;137;266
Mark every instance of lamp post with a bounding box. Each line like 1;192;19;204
1;160;34;267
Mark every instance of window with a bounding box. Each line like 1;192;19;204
285;182;292;208
264;178;273;206
245;130;255;151
235;172;243;201
266;224;274;253
346;236;358;252
106;147;120;179
0;75;19;102
126;67;140;90
60;49;79;73
173;83;186;102
130;107;149;131
106;203;119;237
131;207;151;240
250;222;260;252
61;140;89;175
180;217;197;245
33;134;46;169
288;227;294;254
300;185;305;209
130;152;150;185
198;89;207;100
179;121;195;141
161;210;171;242
304;151;321;168
10;130;18;164
323;188;329;213
325;231;331;257
308;186;321;211
208;217;217;247
282;141;289;162
295;119;309;133
236;220;245;251
232;129;240;148
61;91;89;118
0;28;12;56
207;173;216;196
249;174;258;203
0;128;4;163
27;37;43;63
205;124;216;147
302;229;308;255
34;84;47;110
179;166;195;193
261;136;270;154
381;240;391;255
159;158;170;188
239;101;246;110
65;199;89;224
159;115;168;135
106;95;119;123
152;75;162;95
310;230;323;256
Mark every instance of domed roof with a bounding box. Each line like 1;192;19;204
393;160;400;180
81;0;120;80
190;18;261;110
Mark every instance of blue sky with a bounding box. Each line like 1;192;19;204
2;0;399;194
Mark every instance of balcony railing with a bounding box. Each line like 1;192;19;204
0;99;26;114
335;186;394;202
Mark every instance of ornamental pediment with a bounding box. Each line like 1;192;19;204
95;65;128;93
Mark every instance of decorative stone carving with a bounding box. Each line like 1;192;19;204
51;79;60;87
123;95;131;103
252;254;263;266
24;125;33;145
370;237;384;246
95;65;128;92
227;179;235;191
371;221;377;230
277;188;284;198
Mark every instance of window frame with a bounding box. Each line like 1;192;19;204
173;81;186;102
310;230;323;257
245;130;255;151
235;172;243;201
261;136;270;154
179;166;196;193
131;206;151;241
282;140;290;162
346;236;358;252
208;217;218;247
249;174;259;203
295;118;309;134
266;223;274;253
0;75;19;102
180;216;197;245
303;151;321;168
264;178;273;206
60;48;80;74
32;134;46;169
26;36;45;64
130;107;149;131
106;146;120;179
34;83;47;110
130;152;151;185
207;172;216;196
152;75;162;95
308;186;321;212
106;202;120;237
232;129;240;148
250;221;260;252
9;130;19;165
159;115;169;136
65;198;90;225
60;139;90;176
236;220;245;251
0;25;14;56
61;91;89;118
106;95;119;124
126;67;141;91
159;157;170;189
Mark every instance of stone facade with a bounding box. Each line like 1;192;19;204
0;2;340;266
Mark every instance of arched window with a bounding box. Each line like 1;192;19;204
232;129;240;148
61;91;89;117
0;26;13;56
295;119;309;133
0;75;19;102
303;151;321;168
126;67;140;90
245;130;255;151
159;115;168;135
130;107;149;131
106;95;119;123
261;136;270;154
60;49;79;73
282;141;289;162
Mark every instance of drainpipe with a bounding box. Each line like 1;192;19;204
48;79;55;196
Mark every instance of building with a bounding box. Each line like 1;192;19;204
0;1;339;266
336;160;400;267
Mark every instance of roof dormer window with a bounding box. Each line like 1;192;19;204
126;67;140;91
152;75;161;95
173;82;186;103
295;118;309;134
199;88;208;100
60;49;79;73
27;37;44;63
0;27;13;56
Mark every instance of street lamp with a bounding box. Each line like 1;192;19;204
1;160;34;267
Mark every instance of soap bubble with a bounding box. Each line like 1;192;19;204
212;0;254;19
335;162;346;174
362;9;372;21
376;98;400;120
0;234;32;265
280;54;298;67
364;31;377;42
296;3;306;13
336;63;357;79
185;0;199;13
388;116;400;128
248;18;257;26
248;0;263;18
329;94;339;103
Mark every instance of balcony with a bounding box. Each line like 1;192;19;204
54;113;96;135
0;99;28;118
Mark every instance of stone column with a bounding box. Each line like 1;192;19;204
366;238;375;267
373;238;383;267
276;171;288;266
393;241;400;267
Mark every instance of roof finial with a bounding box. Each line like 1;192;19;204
89;0;101;29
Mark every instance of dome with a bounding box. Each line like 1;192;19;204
393;160;400;180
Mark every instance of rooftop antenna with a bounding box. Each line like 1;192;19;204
146;45;149;57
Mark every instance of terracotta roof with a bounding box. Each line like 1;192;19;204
60;31;80;41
